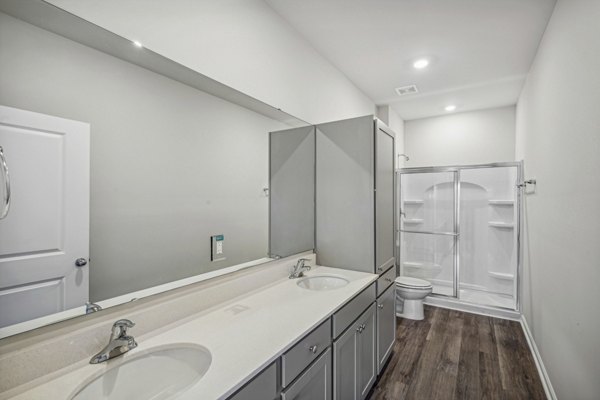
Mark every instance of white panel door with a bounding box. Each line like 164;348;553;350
0;105;90;328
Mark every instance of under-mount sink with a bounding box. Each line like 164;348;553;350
297;275;349;291
71;344;211;400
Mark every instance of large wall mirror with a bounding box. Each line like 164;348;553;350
0;0;314;337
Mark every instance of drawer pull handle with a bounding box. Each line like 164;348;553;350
309;345;318;354
378;304;384;309
385;278;392;282
361;323;366;329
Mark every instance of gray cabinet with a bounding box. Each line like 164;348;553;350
282;348;332;400
332;284;376;338
229;361;279;400
376;284;396;373
333;303;377;400
316;116;395;275
282;319;331;387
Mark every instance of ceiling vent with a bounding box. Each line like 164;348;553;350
395;85;418;96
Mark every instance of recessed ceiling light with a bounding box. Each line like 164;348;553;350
445;105;457;112
132;40;143;48
413;59;429;70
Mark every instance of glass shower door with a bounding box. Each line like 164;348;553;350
458;166;519;309
398;171;458;296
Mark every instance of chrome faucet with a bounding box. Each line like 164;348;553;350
289;258;311;279
90;319;137;364
85;302;102;314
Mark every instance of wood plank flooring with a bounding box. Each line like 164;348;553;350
369;306;546;400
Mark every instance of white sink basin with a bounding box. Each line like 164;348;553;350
297;275;349;291
71;344;211;400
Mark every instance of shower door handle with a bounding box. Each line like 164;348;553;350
0;146;10;220
399;229;458;236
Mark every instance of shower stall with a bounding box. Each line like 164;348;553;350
397;162;522;311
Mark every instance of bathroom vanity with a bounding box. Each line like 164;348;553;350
3;261;396;400
227;273;392;400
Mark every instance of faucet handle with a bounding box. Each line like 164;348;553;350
297;258;311;266
112;319;135;338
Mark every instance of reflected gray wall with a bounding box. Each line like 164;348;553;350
316;116;375;271
0;12;287;301
269;126;315;257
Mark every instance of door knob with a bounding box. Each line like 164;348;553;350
75;258;88;267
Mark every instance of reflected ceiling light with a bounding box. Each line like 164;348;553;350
413;58;429;69
445;105;457;112
132;40;143;48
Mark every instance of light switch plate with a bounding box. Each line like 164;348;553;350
211;234;226;262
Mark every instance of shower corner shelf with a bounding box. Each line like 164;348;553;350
403;261;442;271
488;221;514;229
403;199;424;205
403;218;424;224
488;271;515;281
488;200;514;206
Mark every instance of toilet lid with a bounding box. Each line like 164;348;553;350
395;276;432;289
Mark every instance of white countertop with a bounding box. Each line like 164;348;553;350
8;266;377;400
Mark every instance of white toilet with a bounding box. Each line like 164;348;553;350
395;276;433;320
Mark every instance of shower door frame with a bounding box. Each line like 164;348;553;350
396;161;523;312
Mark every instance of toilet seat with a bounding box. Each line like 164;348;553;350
395;276;432;289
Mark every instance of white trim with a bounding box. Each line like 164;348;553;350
520;315;557;400
97;257;273;309
425;295;521;320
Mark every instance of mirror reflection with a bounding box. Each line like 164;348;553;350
0;2;310;334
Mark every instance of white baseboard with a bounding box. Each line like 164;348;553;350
520;315;557;400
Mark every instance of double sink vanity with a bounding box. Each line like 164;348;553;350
5;257;396;400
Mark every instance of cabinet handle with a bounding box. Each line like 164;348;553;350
378;304;384;309
356;326;362;333
385;278;392;282
361;323;366;330
308;345;318;354
0;146;10;220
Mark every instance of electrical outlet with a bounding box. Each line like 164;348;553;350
211;234;226;261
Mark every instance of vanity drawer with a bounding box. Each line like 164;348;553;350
376;265;396;297
282;318;332;387
332;283;376;338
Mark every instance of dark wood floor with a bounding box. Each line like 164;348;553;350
369;306;546;400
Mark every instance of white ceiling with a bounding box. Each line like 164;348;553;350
266;0;557;120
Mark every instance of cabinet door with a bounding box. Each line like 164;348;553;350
228;361;279;400
333;319;359;400
282;348;332;400
357;304;377;400
377;284;396;374
375;122;395;274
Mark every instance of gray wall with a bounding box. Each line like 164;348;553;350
516;0;600;398
0;12;287;301
269;126;315;258
316;116;375;271
404;106;516;167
